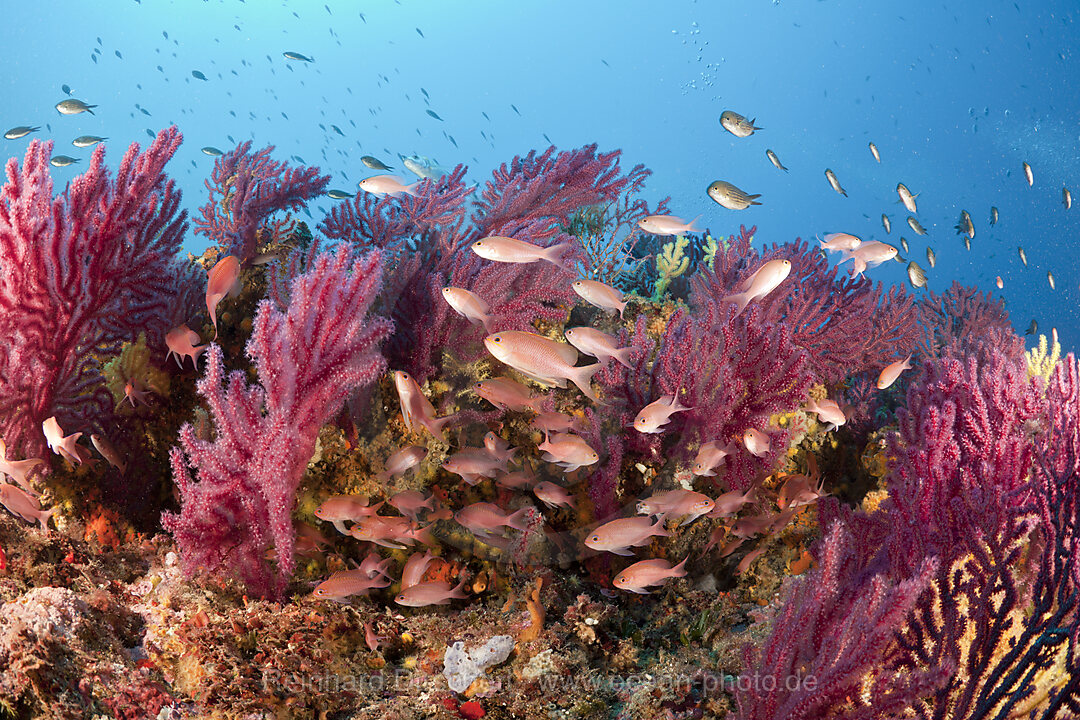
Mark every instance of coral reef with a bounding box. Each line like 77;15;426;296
0;132;1076;720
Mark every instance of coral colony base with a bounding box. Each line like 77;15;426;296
0;127;1076;719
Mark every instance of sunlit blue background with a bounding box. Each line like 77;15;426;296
2;0;1077;350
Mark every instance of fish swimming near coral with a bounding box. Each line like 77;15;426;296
721;258;791;316
613;558;687;594
571;279;627;317
707;180;762;210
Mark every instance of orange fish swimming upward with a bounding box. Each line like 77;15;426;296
205;255;241;340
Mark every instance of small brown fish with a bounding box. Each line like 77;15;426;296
706;180;762;210
882;214;891;234
954;210;974;239
900;236;909;253
824;168;847;197
765;149;788;172
926;246;936;268
4;125;40;140
1048;271;1056;290
1019;246;1028;267
361;155;393;170
990;206;999;225
907;216;927;236
719;110;761;137
868;141;881;163
907;261;927;289
1023;161;1033;187
1026;319;1038;336
897;183;918;213
1064;187;1072;210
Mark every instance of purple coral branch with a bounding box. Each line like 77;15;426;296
194;142;330;263
163;247;391;598
0;127;195;458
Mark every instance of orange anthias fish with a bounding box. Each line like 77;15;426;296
42;416;83;465
721;259;792;317
0;438;43;492
564;327;633;369
804;398;847;431
742;428;771;457
312;569;391;602
584;517;670;556
637;214;701;236
471;236;570;266
533;480;577;510
878;355;914;390
0;482;56;530
314;495;383;534
634;393;691;434
571;279;627;318
165;324;206;369
401;550;440;589
205;255;241;340
358;174;419;197
538;431;599;472
636;489;714;526
819;233;862;253
376;445;428;483
692;440;734;477
472;376;545;412
484;331;601;402
394;371;455;437
837;241;898;279
394;579;468;607
441;287;494;332
90;434;126;473
613;557;687;594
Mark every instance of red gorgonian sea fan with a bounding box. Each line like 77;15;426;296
0;127;199;460
194;141;330;264
163;247;391;598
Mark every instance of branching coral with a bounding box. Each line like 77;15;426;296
1026;333;1062;383
0;127;199;459
163;247;391;597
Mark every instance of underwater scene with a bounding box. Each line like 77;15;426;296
1;0;1079;717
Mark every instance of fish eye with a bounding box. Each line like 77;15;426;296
492;337;501;343
590;534;600;542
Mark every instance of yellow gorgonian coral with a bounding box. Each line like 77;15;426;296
1025;333;1060;383
102;332;170;407
652;234;690;301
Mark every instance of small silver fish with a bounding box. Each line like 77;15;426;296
907;216;927;235
4;125;40;139
882;214;891;234
1064;187;1072;210
900;236;909;253
201;146;224;156
1018;246;1028;267
963;236;971;251
361;155;393;171
907;261;927;289
719;110;761;138
72;135;106;148
990;206;999;225
327;189;354;200
49;155;80;167
1048;271;1056;290
1026;319;1038;336
765;149;788;172
897;183;918;213
868;141;881;163
706;180;762;210
1023;161;1033;187
926;246;936;268
55;98;96;115
824;168;847;197
283;51;314;62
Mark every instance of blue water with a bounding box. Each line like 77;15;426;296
2;0;1077;349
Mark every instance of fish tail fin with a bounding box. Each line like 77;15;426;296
427;413;456;438
652;517;671;538
449;578;469;600
569;363;602;403
671;556;689;577
617;298;628;319
687;214;704;233
542;242;572;267
721;291;750;318
613;347;633;370
404;182;421;197
751;118;762;130
506;507;534;532
748;194;763;206
38;506;57;531
903;354;914;370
